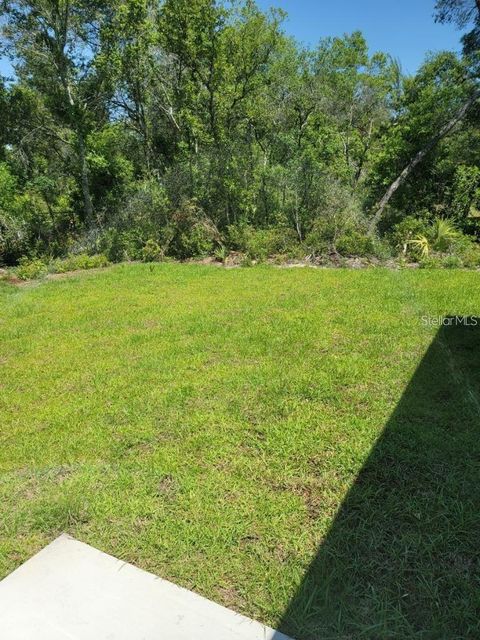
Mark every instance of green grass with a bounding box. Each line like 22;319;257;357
1;264;479;639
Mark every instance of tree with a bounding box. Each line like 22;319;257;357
1;0;112;222
370;49;480;232
435;0;480;53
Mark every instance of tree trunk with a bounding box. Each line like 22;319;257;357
369;87;480;234
61;69;94;224
77;131;94;223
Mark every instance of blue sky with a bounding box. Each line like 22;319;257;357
257;0;462;74
0;0;464;79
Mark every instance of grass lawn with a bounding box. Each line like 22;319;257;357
1;263;479;639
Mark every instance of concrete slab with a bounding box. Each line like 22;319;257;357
0;534;291;640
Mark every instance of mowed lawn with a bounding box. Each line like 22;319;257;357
1;264;479;639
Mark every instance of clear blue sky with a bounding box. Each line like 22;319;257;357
257;0;463;74
0;0;464;79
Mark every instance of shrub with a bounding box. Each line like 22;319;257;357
336;231;374;257
310;178;364;241
428;219;460;253
442;255;463;269
303;186;366;257
121;179;169;231
15;257;47;280
141;239;163;263
390;216;429;256
302;223;330;256
227;225;298;261
50;254;109;273
178;223;215;258
418;255;442;269
418;252;466;269
214;245;228;263
169;200;220;259
101;229;145;263
449;233;480;267
371;238;393;261
226;224;251;252
0;163;27;264
459;243;480;268
409;219;460;259
449;164;480;224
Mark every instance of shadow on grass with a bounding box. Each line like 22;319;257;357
277;318;480;640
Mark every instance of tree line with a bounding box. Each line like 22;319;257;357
1;0;480;269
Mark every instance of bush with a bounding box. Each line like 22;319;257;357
15;257;47;280
101;229;145;263
178;223;215;258
418;255;443;269
169;200;220;259
459;243;480;268
442;255;463;269
371;238;393;261
390;216;429;257
227;225;298;261
336;231;375;257
0;163;27;264
303;186;366;257
303;222;330;256
310;178;364;241
403;218;480;267
418;253;466;269
121;179;169;231
450;234;480;268
141;239;163;262
449;164;480;224
408;218;460;260
50;254;109;273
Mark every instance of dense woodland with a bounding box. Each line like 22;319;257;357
1;0;480;272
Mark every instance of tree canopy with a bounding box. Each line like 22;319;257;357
1;0;480;267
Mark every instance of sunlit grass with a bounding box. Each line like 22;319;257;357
1;264;479;638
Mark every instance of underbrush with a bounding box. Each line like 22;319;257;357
7;214;480;281
14;253;110;281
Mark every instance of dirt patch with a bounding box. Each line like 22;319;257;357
1;265;113;287
217;584;247;611
156;474;178;499
1;273;24;286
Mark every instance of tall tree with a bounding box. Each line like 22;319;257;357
370;43;480;231
1;0;112;222
435;0;480;53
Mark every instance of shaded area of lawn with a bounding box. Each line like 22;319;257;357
278;318;480;639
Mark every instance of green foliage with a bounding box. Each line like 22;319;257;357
102;229;145;263
303;224;330;256
87;125;135;211
409;218;460;258
390;216;430;255
442;254;464;268
141;239;163;263
168;200;219;259
418;255;443;269
14;253;109;280
0;163;24;262
457;241;480;267
15;257;47;280
435;1;480;54
335;231;375;257
1;0;480;267
50;254;109;274
227;225;299;260
449;164;480;222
